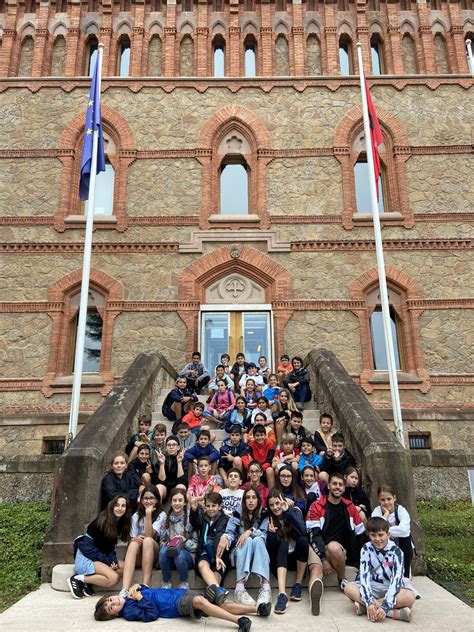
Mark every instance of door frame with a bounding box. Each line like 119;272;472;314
199;304;275;369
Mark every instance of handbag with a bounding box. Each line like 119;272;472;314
167;536;184;558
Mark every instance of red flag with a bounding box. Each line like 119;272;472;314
364;78;383;198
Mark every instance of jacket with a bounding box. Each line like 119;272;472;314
121;586;186;622
208;389;236;414
184;443;220;464
313;430;335;454
298;451;324;472
225;408;252;433
272;505;308;541
358;540;405;612
306;495;366;566
127;457;158;485
187;474;221;498
284;366;310;387
100;470;140;510
125;430;153;456
343;486;371;513
190;506;229;559
320;448;356;476
224;507;268;547
247;437;275;468
73;518;118;566
219;437;250;469
179;362;210;381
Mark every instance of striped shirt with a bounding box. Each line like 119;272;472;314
358;540;404;612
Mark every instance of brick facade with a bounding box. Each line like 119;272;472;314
0;0;473;455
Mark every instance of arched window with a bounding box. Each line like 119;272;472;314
85;36;99;76
306;34;322;75
354;153;385;213
84;135;116;217
51;36;66;76
219;160;250;215
69;290;104;374
434;33;449;73
348;271;429;394
148;35;162;76
339;35;354;75
275;35;289;75
117;35;131;76
180;35;194;76
18;36;34;76
244;35;257;77
370;306;402;371
402;34;418;74
213;35;225;77
370;35;385;75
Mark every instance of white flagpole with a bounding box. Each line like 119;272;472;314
67;44;104;446
356;42;405;447
466;39;474;77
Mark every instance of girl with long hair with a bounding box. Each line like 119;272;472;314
121;485;161;594
266;489;309;614
101;451;141;511
217;487;271;617
68;495;131;599
157;487;198;589
275;465;306;514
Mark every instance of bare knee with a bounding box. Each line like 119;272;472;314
193;595;206;609
233;457;242;468
326;541;344;559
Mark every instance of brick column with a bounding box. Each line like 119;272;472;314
130;27;145;76
195;27;208;76
418;25;436;73
388;26;404;74
229;27;241;76
324;27;338;74
0;29;17;77
65;27;81;75
99;28;113;75
356;26;370;74
164;27;177;77
450;25;469;73
260;27;273;76
292;27;305;75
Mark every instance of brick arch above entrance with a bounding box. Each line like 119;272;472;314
178;244;293;303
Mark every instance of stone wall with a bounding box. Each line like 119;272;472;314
420;309;474;373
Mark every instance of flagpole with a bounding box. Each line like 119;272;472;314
67;44;104;447
356;42;405;447
466;39;474;77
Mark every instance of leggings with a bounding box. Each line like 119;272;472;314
396;536;413;578
266;533;309;577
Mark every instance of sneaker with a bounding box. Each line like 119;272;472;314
204;584;229;606
339;578;349;591
290;582;302;602
235;589;256;606
119;588;129;599
67;575;84;600
178;581;189;590
238;616;252;632
354;602;367;616
309;578;323;616
161;581;172;589
256;587;272;617
274;592;289;614
388;607;412;622
83;583;95;597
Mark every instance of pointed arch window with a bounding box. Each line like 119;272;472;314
339;35;354;75
244;35;257;77
370;35;385;75
85;36;99;76
434;33;449;74
18;36;34;76
180;35;194;76
220;160;250;215
69;290;104;374
402;34;418;74
213;35;225;77
354;153;385;213
370;307;402;371
275;35;289;75
307;34;322;75
51;35;66;76
148;35;162;76
118;35;131;76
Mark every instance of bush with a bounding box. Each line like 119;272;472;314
0;503;50;613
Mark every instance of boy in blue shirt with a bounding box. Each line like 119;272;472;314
94;583;255;630
344;516;416;622
298;436;323;472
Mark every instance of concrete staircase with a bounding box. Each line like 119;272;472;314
52;388;330;593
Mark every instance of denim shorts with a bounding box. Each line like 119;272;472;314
73;549;95;576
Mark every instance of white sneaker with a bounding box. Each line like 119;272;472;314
161;581;172;589
235;589;256;606
178;581;189;590
256;587;272;617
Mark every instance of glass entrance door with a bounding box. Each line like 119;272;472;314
201;311;272;371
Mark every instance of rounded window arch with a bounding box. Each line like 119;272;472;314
275;34;289;75
212;34;226;77
148;34;163;76
219;157;250;215
50;35;66;76
370;34;385;75
84;35;99;76
339;34;354;75
117;34;131;76
306;34;322;75
433;32;450;74
18;35;34;77
244;34;257;77
401;33;419;75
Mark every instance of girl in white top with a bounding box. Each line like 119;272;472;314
121;485;162;593
371;485;413;578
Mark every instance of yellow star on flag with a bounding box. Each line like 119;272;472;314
88;100;93;107
86;128;93;135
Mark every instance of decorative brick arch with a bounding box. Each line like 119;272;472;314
334;105;414;230
42;269;123;397
55;106;135;232
178;245;293;358
197;106;272;229
348;266;429;394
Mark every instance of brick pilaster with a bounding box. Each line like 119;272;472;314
164;27;177;76
0;1;19;77
260;2;273;76
292;27;305;75
449;25;469;73
130;27;145;76
387;26;403;74
31;2;50;77
196;0;209;76
64;1;82;76
323;3;338;75
229;27;241;76
356;26;370;74
417;3;436;74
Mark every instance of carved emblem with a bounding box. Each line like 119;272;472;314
230;244;241;259
226;135;243;153
225;278;246;298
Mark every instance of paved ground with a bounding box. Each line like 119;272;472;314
0;578;472;631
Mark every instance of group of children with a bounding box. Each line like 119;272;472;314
69;352;417;629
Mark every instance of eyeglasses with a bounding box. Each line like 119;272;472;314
280;474;292;478
142;496;157;501
248;469;261;474
167;443;178;447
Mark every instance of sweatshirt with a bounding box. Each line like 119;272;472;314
358;540;405;612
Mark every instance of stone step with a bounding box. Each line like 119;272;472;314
52;563;356;593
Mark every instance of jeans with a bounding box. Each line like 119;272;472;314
159;546;194;582
235;536;270;583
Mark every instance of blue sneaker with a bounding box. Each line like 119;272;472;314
204;584;229;606
274;592;289;614
290;583;302;602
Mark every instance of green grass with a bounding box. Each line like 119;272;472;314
417;499;474;606
0;503;50;613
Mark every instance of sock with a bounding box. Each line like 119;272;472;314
235;582;245;593
261;578;271;588
74;574;85;583
386;608;411;621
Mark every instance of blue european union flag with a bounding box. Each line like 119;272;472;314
79;53;105;201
